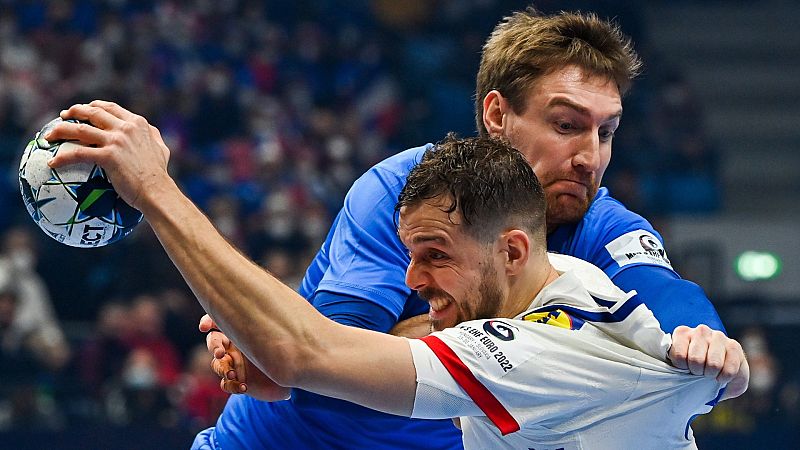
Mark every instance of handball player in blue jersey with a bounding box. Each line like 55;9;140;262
194;8;750;449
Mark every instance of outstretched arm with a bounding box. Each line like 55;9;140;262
47;101;417;416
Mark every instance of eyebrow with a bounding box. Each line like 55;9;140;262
548;97;623;121
408;235;447;246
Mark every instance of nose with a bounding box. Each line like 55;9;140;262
572;132;601;174
405;259;429;291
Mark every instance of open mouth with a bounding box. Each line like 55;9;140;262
428;298;454;321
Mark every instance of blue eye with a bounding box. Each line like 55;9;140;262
429;251;447;261
599;129;615;142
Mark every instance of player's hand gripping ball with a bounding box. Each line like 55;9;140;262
18;118;143;247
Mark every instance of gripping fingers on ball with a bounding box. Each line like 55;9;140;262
61;104;127;131
89;100;145;124
47;143;105;169
45;120;106;147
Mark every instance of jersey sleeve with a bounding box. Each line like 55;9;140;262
408;320;647;436
408;332;518;435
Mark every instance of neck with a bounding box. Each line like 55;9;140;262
503;252;558;318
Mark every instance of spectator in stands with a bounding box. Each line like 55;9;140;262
0;274;64;431
174;344;230;432
0;227;70;372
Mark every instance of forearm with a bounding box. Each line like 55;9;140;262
140;179;329;382
612;265;725;333
138;180;415;414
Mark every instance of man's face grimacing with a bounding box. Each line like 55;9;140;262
485;65;622;227
398;198;506;331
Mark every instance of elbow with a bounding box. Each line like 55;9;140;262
261;338;323;389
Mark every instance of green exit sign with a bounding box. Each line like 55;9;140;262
735;251;782;281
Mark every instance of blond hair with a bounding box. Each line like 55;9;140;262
475;8;642;135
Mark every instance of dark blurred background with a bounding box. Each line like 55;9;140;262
0;1;797;448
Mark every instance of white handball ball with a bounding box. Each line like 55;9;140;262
18;118;143;248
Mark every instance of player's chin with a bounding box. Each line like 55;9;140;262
547;195;590;225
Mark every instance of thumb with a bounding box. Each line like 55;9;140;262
198;314;219;332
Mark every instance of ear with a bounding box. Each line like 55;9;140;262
482;90;509;137
502;229;530;276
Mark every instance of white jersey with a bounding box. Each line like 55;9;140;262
408;253;722;450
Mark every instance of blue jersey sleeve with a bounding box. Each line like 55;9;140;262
612;265;726;334
312;290;397;333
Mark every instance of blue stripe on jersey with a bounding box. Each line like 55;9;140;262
526;294;643;327
684;387;727;439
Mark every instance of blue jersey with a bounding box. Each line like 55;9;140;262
195;143;724;449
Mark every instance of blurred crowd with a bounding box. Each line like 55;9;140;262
0;0;783;447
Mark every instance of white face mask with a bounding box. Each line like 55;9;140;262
750;366;776;393
123;364;157;389
301;217;327;240
265;217;293;238
9;250;34;271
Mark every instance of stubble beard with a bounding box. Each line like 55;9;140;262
544;183;598;228
424;263;504;331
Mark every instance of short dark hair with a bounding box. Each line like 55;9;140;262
476;8;642;135
397;133;546;243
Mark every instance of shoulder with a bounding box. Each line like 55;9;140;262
342;144;431;223
546;253;628;301
363;144;431;182
570;189;673;273
583;188;655;236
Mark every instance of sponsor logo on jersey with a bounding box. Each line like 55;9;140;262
521;309;583;331
604;230;673;269
483;320;518;341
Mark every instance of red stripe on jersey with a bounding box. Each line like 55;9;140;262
420;335;520;435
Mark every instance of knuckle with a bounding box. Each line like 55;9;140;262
706;357;724;370
673;325;690;336
120;121;135;134
726;339;743;353
671;347;688;359
688;354;705;366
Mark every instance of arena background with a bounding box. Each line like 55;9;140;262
0;1;797;448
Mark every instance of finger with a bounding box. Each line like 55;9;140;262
89;100;141;122
199;314;217;332
43;121;107;148
59;104;126;131
716;339;744;385
721;357;749;400
668;326;690;370
220;378;248;394
47;142;107;169
212;354;241;381
230;346;248;385
206;331;230;359
211;356;232;379
219;378;238;395
686;326;712;375
702;332;728;379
